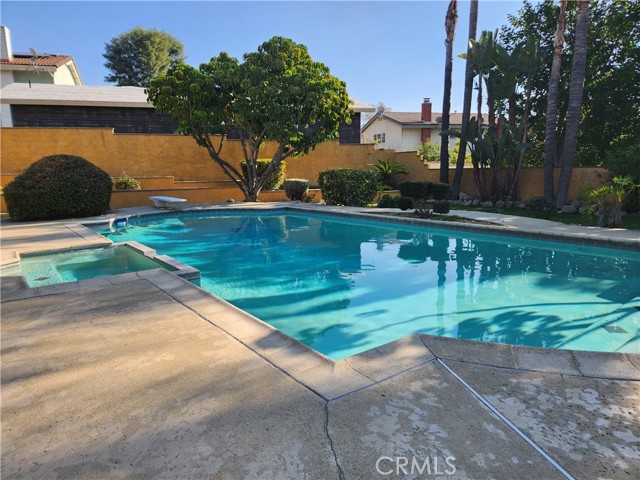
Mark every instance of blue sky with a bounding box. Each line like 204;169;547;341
2;1;526;112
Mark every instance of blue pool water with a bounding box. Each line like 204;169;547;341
96;211;640;359
2;245;171;287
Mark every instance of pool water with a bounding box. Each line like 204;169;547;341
2;245;171;287
96;211;640;359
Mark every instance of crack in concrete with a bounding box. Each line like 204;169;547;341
324;401;346;480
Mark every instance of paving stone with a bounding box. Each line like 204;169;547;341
329;362;562;479
447;360;640;480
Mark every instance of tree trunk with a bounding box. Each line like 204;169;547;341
556;0;589;208
474;77;486;199
450;0;478;201
439;0;458;184
543;0;567;199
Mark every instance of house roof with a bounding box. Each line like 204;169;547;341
0;83;152;108
362;110;464;131
350;98;376;113
0;54;75;68
1;83;377;113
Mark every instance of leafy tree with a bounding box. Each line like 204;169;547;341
502;0;640;167
104;27;185;86
439;0;458;183
146;37;352;201
446;31;539;201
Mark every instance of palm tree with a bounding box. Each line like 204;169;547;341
439;0;458;184
556;0;590;207
450;0;478;201
543;0;567;199
370;159;409;188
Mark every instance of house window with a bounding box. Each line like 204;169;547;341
373;133;386;144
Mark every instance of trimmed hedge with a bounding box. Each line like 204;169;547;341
378;194;400;208
398;180;451;200
4;154;112;221
240;159;286;191
284;178;309;201
430;182;451;200
318;168;379;207
398;181;430;200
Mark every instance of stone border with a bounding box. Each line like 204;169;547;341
0;242;200;301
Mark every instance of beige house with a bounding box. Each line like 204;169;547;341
0;25;83;126
361;98;462;152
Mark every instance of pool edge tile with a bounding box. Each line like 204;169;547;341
344;335;435;382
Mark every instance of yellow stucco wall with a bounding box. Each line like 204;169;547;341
0;128;606;211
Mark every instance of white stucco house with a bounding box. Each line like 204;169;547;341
361;98;462;152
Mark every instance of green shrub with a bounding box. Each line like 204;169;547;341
318;168;379;207
602;138;640;212
398;181;431;200
433;200;450;214
240;159;286;191
397;197;415;211
3;154;112;221
430;182;451;200
283;178;309;201
417;141;439;162
112;172;141;190
378;195;400;208
524;195;557;219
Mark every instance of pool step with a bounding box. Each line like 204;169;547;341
559;296;639;354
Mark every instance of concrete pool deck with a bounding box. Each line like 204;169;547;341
1;203;639;479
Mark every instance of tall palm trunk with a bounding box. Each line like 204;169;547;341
556;0;590;207
439;0;458;184
543;0;567;199
450;0;478;200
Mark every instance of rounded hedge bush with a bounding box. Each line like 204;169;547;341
524;195;557;219
284;178;310;201
318;168;379;207
240;159;286;191
433;200;450;214
4;154;112;221
397;196;415;211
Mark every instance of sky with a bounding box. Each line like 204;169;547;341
2;0;526;113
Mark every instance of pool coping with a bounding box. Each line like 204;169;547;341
1;202;638;401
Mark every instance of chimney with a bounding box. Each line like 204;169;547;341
1;25;13;61
421;97;432;122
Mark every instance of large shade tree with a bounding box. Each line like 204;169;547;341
146;37;352;201
104;27;185;87
502;0;640;168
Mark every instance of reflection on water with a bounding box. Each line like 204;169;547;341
103;212;640;358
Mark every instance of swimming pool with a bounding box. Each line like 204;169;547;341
95;210;640;359
1;244;173;287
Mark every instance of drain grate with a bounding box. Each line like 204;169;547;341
603;325;628;334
